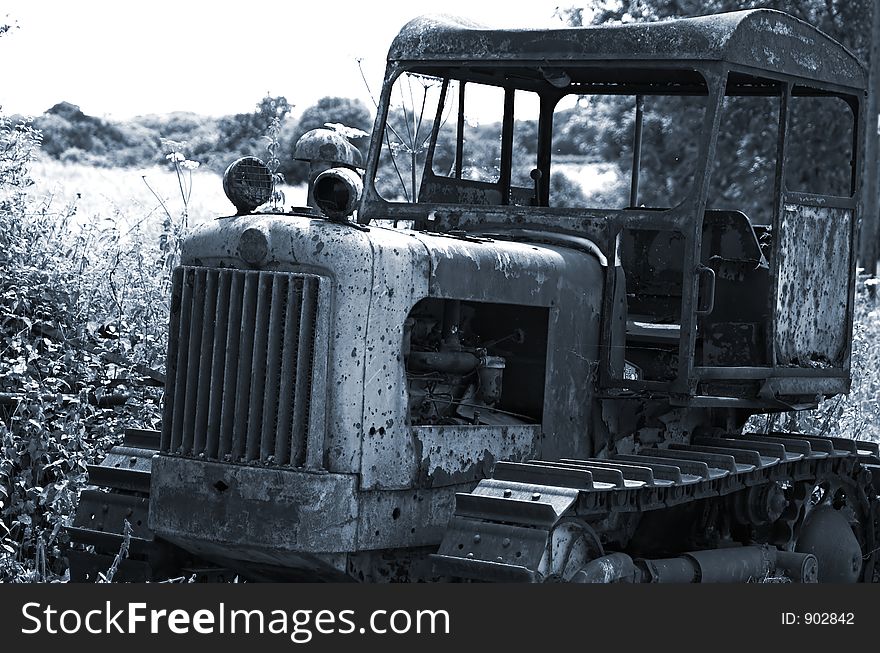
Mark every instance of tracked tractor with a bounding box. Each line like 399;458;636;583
70;9;880;582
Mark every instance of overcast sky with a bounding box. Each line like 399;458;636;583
1;1;571;120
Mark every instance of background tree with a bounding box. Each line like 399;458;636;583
279;96;373;185
559;0;870;59
213;95;292;172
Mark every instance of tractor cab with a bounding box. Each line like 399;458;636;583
358;10;864;413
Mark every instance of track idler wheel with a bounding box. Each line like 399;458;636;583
795;506;862;583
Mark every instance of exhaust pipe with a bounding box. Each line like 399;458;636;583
634;545;818;583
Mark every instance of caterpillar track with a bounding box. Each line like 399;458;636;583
67;429;228;582
433;433;880;583
69;430;880;583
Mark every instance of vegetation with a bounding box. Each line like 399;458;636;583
0;122;305;583
21;94;373;188
0;111;176;581
745;278;880;443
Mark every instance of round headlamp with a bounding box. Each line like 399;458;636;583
222;156;272;214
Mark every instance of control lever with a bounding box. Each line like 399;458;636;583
530;168;542;206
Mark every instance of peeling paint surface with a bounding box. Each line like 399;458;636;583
358;227;430;489
774;205;851;367
356;485;462;550
411;233;574;305
413;424;540;487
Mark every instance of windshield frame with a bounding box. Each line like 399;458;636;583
359;60;718;227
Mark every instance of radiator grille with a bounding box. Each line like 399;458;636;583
161;267;328;467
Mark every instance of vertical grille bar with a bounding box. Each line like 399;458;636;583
289;278;318;467
180;268;206;455
204;270;231;458
260;275;286;461
304;279;331;469
245;273;272;462
169;268;194;453
274;279;302;464
161;267;184;453
218;271;244;459
192;270;218;455
232;272;258;461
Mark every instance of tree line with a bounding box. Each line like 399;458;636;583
17;95;373;186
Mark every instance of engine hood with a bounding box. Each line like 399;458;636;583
179;213;605;489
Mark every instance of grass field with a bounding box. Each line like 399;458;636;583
27;157;308;231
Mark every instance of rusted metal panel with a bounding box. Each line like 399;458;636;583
410;231;599;305
356;228;607;490
355;485;462;550
98;445;155;475
774;204;852;367
438;517;550;582
149;456;358;555
180;214;374;476
387;11;865;90
409;232;606;463
415;235;560;305
760;376;849;398
357;227;430;489
413;424;540;488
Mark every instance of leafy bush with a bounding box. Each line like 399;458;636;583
35;102;162;169
0;112;171;582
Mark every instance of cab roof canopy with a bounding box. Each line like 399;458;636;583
388;9;866;91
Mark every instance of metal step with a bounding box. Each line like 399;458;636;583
86;465;152;493
122;428;161;450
